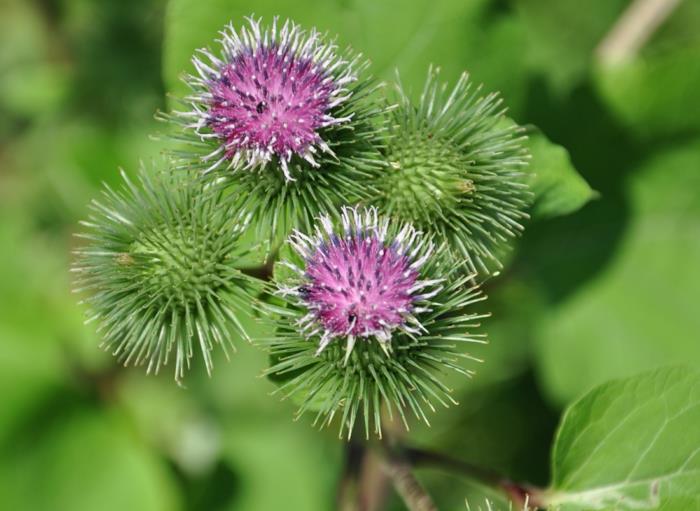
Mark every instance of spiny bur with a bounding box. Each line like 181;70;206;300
372;67;531;274
72;164;264;382
264;206;488;438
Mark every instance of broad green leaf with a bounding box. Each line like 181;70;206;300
0;220;95;442
656;497;700;511
543;367;700;511
535;138;700;404
647;1;700;55
0;0;70;120
593;0;700;139
221;417;340;511
0;409;180;511
514;0;628;92
525;128;597;219
465;498;530;510
164;0;478;95
594;45;700;139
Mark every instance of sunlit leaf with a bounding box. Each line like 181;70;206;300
544;367;700;510
534;139;700;404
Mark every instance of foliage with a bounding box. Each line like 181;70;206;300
544;367;700;510
1;0;699;509
534;139;700;404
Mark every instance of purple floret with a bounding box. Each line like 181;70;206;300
209;45;337;170
184;17;357;180
280;207;442;362
303;233;418;338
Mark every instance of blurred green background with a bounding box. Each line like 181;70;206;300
1;0;699;509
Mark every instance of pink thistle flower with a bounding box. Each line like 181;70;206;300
181;16;360;181
266;207;487;437
279;207;442;363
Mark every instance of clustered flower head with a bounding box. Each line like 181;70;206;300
280;206;441;361
182;17;358;180
167;16;386;239
76;15;533;436
265;207;488;438
72;166;261;382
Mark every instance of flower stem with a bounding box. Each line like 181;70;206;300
402;445;546;509
383;452;437;511
596;0;681;65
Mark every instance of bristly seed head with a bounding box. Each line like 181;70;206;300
180;16;358;181
72;166;263;382
372;67;532;275
265;206;489;439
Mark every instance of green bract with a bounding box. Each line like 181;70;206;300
72;165;262;381
372;67;531;274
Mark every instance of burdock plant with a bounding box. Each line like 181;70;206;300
73;15;534;424
65;10;691;511
73;165;262;382
73;14;535;413
71;13;545;510
165;16;387;239
264;206;488;438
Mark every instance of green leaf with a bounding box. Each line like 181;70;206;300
593;0;700;139
514;0;628;92
656;498;700;511
221;418;340;511
543;367;700;510
535;138;700;404
161;0;481;91
0;0;70;120
0;409;179;511
594;44;700;139
464;498;531;511
0;220;104;442
525;128;597;219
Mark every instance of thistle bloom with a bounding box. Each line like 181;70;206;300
72;166;262;382
184;17;356;180
371;67;531;274
167;17;386;238
283;206;440;361
265;207;488;438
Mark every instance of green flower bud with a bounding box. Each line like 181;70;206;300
371;67;531;274
73;165;262;382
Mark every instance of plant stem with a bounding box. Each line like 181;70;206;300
596;0;682;65
336;441;365;511
359;446;392;511
341;417;545;510
403;446;503;486
383;454;438;511
403;446;545;509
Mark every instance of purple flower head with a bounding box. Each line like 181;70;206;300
184;17;358;181
280;207;442;363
